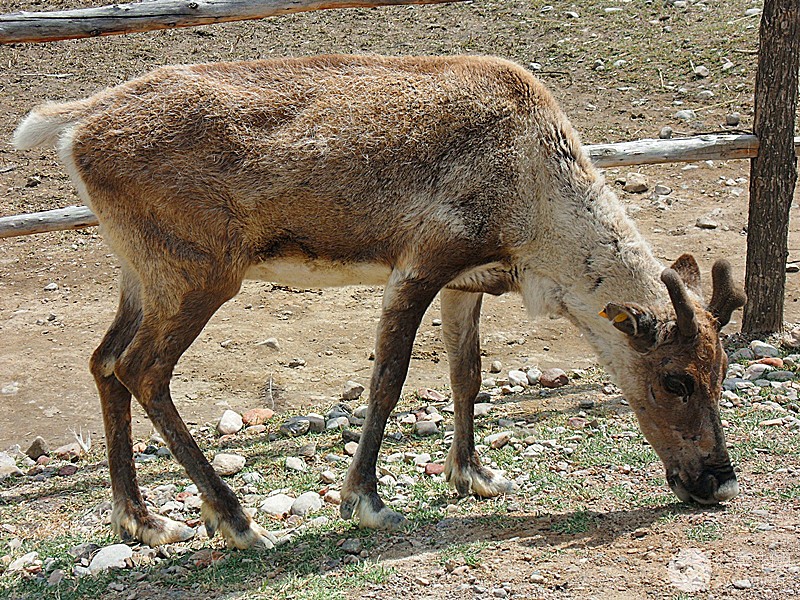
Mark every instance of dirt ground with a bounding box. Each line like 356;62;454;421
1;0;800;597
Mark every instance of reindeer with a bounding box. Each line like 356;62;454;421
13;55;746;549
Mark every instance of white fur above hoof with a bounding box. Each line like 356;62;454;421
340;492;409;531
112;505;195;547
201;502;276;550
445;459;516;499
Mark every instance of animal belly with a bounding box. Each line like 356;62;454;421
244;259;391;288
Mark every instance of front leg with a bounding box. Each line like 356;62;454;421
440;289;514;497
341;269;443;529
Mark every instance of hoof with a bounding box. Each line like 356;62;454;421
201;502;276;550
340;490;409;531
445;453;516;498
112;504;195;547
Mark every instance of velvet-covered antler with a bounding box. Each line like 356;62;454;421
708;259;747;329
661;268;699;337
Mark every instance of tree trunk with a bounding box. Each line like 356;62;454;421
742;0;800;334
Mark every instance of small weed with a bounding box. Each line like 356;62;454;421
552;510;592;535
685;521;723;543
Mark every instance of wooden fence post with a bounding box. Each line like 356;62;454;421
742;0;800;334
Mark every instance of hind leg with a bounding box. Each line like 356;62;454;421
114;273;272;550
90;268;194;545
440;289;514;497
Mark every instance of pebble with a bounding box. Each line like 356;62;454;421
7;551;38;572
415;421;439;436
216;410;243;435
484;431;512;449
306;413;326;433
58;464;78;477
344;441;359;456
43;282;59;292
579;399;595;409
291;491;323;516
88;544;132;574
623;173;648;193
255;337;280;350
287;358;306;368
745;8;761;17
474;403;493;417
751;340;780;358
539;368;569;388
729;347;756;361
526;367;542;384
47;569;64;586
260;493;295;516
693;65;710;78
342;381;365;401
695;216;719;230
242;408;274;426
659;126;674;139
508;370;528;387
489;361;502;373
285;456;306;472
340;538;363;555
675;109;697;121
53;442;83;461
425;463;445;476
353;405;369;419
297;443;316;458
654;184;672;196
324;489;342;505
25;436;49;460
697;90;714;101
326;416;350;430
0;452;22;480
732;579;752;589
280;416;311;437
726;112;741;126
668;548;710;593
212;453;246;476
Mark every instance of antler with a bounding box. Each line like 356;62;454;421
661;268;699;337
708;259;747;328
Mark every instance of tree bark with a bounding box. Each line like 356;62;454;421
742;0;800;334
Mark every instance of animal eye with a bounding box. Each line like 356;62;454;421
663;373;695;397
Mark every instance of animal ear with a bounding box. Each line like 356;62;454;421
669;254;702;296
708;259;747;329
600;302;658;353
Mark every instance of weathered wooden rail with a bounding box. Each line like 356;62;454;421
0;0;463;44
2;134;799;239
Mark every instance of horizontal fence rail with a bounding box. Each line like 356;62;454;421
2;134;799;239
0;0;464;44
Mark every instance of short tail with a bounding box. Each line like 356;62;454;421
13;99;93;150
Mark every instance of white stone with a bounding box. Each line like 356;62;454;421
342;381;365;400
415;421;438;436
212;453;246;476
88;545;132;574
623;173;648;193
474;403;493;417
260;493;295;517
285;456;306;472
750;340;780;358
508;370;528;387
526;368;542;385
7;551;38;572
216;410;243;435
291;491;323;516
484;431;513;449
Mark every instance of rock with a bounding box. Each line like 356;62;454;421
484;431;512;449
654;184;672;196
745;8;761;17
291;491;323;516
751;340;780;358
697;90;714;101
212;453;246;476
342;380;365;401
43;282;59;291
344;441;359;456
57;464;78;476
732;579;752;590
324;490;342;505
783;327;800;348
726;112;741;126
69;542;100;561
415;421;439;436
287;358;306;368
260;493;295;517
418;388;446;402
508;370;528;387
320;470;336;484
766;370;794;382
88;544;132;574
242;408;274;426
340;538;363;555
326;416;349;431
623;173;648;193
693;65;710;78
217;410;243;435
280;416;310;437
525;368;542;385
659;126;674;139
695;216;718;230
297;442;316;459
306;413;326;433
579;399;595;409
353;405;369;419
729;347;756;361
342;429;361;443
675;109;697;122
285;456;306;472
7;551;38;572
667;548;710;593
425;463;445;476
255;337;280;350
47;569;64;586
53;442;83;461
474;403;493;417
25;436;49;460
489;360;502;373
540;368;569;388
0;452;22;480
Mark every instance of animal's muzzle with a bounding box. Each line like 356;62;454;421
667;465;739;504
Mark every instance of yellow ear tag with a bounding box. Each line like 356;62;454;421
613;313;628;323
598;309;608;318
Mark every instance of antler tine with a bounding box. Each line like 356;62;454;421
708;259;747;329
661;268;699;337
